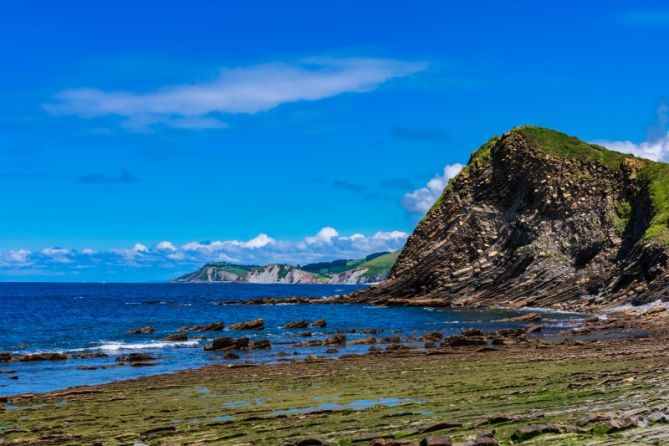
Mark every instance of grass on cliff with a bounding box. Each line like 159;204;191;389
355;251;400;278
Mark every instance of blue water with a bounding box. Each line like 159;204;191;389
0;282;585;396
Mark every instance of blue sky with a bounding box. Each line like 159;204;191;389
2;1;669;281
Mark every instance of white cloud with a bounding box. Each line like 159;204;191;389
232;233;275;249
156;241;177;251
594;103;669;162
593;134;669;162
305;227;339;245
0;228;409;277
45;57;427;130
402;163;464;214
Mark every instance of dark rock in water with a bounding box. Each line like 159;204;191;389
163;333;188;342
348;127;669;310
116;353;156;363
224;352;240;360
461;328;484;337
424;341;436;349
325;334;346;346
9;375;18;380
310;319;327;328
0;353;11;362
130;362;156;367
19;353;68;362
379;336;401;344
526;324;542;334
250;340;271;350
368;346;382;353
349;337;377;345
510;424;563;442
71;352;108;359
228;318;264;330
284;320;309;329
420;436;452;446
77;366;99;371
325;348;338;354
424;332;444;341
179;321;225;332
127;326;154;335
363;328;382;334
205;336;249;351
298;331;312;337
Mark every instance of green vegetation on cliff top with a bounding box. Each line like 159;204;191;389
428;125;669;246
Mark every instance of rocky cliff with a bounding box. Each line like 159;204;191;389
351;126;669;311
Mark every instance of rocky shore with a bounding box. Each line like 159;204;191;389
2;307;669;445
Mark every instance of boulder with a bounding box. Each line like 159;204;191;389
325;334;346;346
250;340;271;350
510;424;562;442
179;321;225;332
284;320;309;329
228;318;264;330
420;436;452;446
350;337;377;345
163;333;188;342
116;353;156;362
205;337;235;351
19;353;68;362
442;335;487;347
127;326;154;335
0;353;11;362
310;319;327;328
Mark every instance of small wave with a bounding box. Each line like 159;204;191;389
519;306;586;316
421;307;435;311
124;302;141;305
97;340;199;352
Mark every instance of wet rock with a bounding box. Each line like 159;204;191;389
424;332;444;341
379;336;401;344
19;353;68;362
369;346;382;353
127;326;154;335
295;438;327;446
420;436;452;446
250;340;271;350
77;366;98;371
179;321;225;332
162;333;188;342
325;334;346;346
299;331;312;337
442;335;487;347
224;352;240;360
363;328;382;334
350;337;377;345
461;328;483;337
284;320;309;329
510;424;562;442
205;337;234;351
0;353;11;362
325;348;338;354
419;421;462;433
294;339;324;347
71;352;108;359
228;318;264;330
424;342;437;349
116;353;156;363
463;430;499;446
311;319;327;328
506;312;543;322
526;325;542;334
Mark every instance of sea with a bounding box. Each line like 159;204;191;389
0;282;586;396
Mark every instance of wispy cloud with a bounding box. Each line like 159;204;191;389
76;170;139;184
401;163;464;214
391;124;448;141
45;57;427;130
0;228;408;279
593;103;669;162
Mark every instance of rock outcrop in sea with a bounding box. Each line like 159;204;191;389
351;126;669;310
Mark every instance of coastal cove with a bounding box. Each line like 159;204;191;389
0;282;585;396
